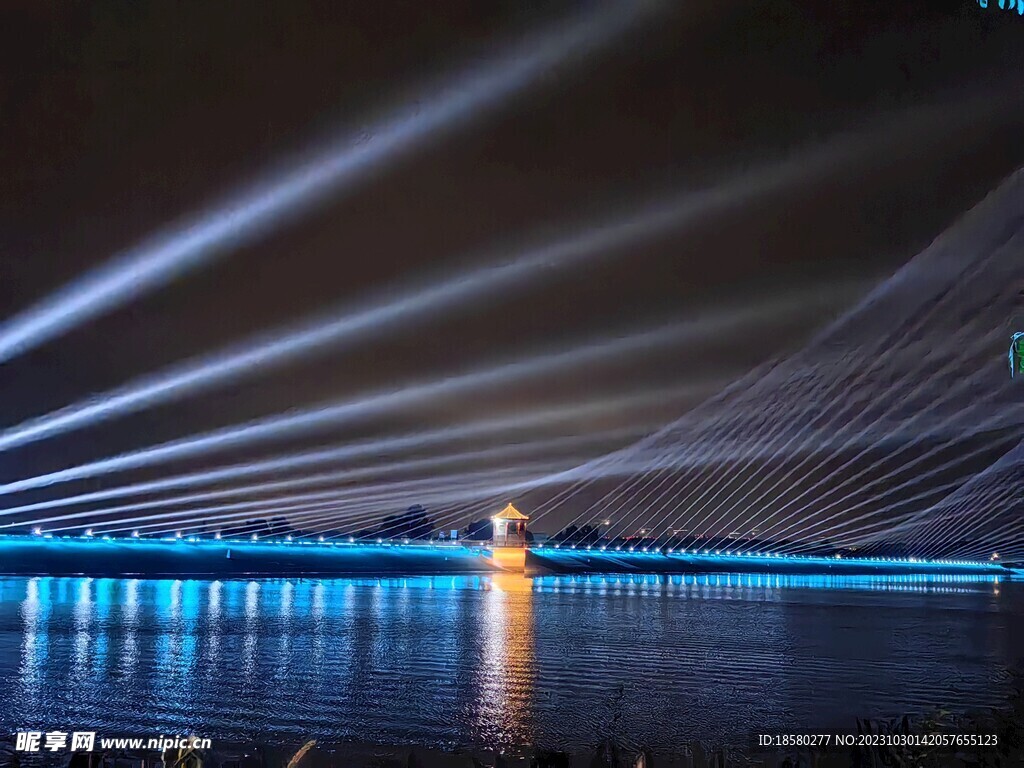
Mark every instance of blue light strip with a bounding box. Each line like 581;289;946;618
0;533;494;577
6;532;471;551
531;542;1013;573
0;533;1014;575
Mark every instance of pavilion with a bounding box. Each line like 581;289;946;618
492;503;529;547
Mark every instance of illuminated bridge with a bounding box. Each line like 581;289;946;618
0;534;1016;579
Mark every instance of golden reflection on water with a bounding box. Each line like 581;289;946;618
477;573;536;745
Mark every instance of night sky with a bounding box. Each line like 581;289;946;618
1;1;1023;534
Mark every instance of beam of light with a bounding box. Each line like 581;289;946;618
529;354;839;537
532;378;855;538
917;456;1024;555
515;338;882;533
0;184;746;453
343;495;508;542
204;493;495;542
752;404;1020;555
0;325;704;498
88;468;547;536
823;508;953;552
726;255;1017;538
756;401;1018;554
521;397;1023;540
920;501;1014;558
525;364;781;532
100;461;567;537
526;368;777;530
527;345;1020;535
597;374;835;544
86;446;701;538
309;496;493;543
1;83;1013;452
0;289;837;501
777;469;1000;554
0;385;700;520
667;237;1017;551
545;423;704;536
722;328;1005;552
736;265;1020;552
573;182;1022;551
948;496;1024;559
918;484;1018;553
719;416;1009;556
304;494;501;541
0;2;657;364
521;83;1024;533
219;489;507;542
10;447;708;541
835;481;1019;556
910;419;1024;545
10;427;641;532
0;120;874;452
524;441;663;528
652;401;831;541
259;484;531;543
66;452;666;538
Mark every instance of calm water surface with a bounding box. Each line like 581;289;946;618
0;572;1021;752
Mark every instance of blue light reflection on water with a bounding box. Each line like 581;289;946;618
533;571;1007;595
0;573;1020;752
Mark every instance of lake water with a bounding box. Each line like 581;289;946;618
0;572;1021;753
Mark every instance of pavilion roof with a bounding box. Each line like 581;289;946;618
494;503;529;520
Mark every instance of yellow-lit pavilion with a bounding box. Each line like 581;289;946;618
492;503;529;547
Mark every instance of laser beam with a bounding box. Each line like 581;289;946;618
12;427;640;532
2;84;1011;450
0;386;700;520
0;2;655;363
0;320;734;499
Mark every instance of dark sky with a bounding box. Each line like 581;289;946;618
1;0;1023;533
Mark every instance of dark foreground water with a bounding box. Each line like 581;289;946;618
0;572;1022;753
